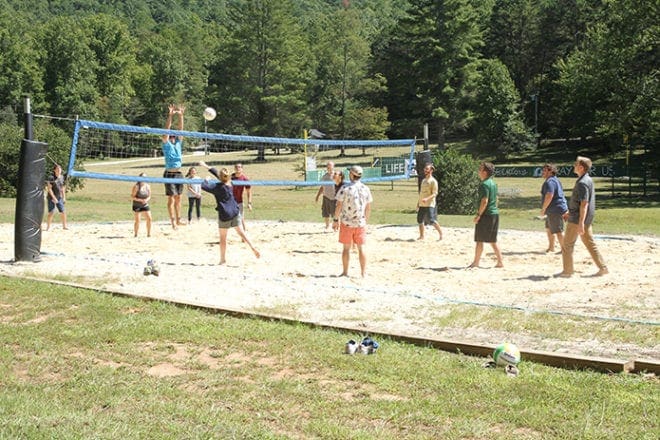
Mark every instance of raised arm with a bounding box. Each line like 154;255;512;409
162;104;176;143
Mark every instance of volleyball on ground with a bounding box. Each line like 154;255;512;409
203;107;216;121
493;342;521;366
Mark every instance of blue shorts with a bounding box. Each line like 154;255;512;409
48;197;65;213
417;206;438;225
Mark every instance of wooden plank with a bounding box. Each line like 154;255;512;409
631;359;660;375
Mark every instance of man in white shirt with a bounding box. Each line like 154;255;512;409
333;165;373;277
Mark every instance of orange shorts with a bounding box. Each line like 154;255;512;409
339;224;366;245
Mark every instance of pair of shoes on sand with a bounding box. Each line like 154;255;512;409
143;259;160;276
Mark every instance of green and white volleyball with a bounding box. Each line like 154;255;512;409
493;342;521;366
203;107;216;121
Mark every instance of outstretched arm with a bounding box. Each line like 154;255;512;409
162;104;175;143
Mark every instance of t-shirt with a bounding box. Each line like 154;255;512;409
478;177;499;215
47;173;65;199
162;139;183;170
231;173;250;203
201;168;239;221
418;176;438;208
187;181;202;199
541;176;568;215
335;180;373;227
320;172;335;200
567;173;596;225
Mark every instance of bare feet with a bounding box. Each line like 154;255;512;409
219;259;226;265
595;267;609;276
555;272;573;278
253;249;261;258
545;248;555;253
337;273;348;277
467;263;479;269
495;263;504;268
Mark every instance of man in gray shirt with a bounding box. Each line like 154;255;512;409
558;156;608;277
315;161;336;231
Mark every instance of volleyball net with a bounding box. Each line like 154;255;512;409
67;119;417;187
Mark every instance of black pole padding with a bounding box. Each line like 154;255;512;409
14;139;48;262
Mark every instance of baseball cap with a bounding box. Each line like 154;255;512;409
350;165;363;177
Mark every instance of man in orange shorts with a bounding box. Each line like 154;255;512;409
332;165;373;277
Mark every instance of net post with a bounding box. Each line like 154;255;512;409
15;139;48;262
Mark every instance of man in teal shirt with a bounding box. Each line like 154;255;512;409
161;104;185;229
468;162;503;268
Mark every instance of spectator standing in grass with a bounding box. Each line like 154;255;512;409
185;166;202;223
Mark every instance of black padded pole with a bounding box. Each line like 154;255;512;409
14;139;48;262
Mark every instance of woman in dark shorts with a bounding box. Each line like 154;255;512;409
131;173;152;237
469;162;503;268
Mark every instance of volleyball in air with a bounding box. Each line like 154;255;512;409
203;106;216;121
493;342;521;366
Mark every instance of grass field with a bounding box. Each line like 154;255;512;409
1;277;658;439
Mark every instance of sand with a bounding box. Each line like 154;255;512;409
1;219;658;360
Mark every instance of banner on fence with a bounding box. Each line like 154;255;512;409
494;165;626;178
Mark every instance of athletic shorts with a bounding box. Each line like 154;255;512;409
417;206;438;225
218;215;239;229
163;170;184;196
132;202;150;213
339;223;366;245
48;197;65;213
474;213;499;243
545;213;564;234
321;196;336;218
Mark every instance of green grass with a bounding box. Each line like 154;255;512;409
1;277;658;439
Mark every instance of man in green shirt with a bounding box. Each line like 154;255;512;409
468;162;503;268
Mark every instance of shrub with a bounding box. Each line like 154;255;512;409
433;148;480;215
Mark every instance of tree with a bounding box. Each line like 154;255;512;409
81;14;140;124
0;10;44;114
375;0;484;145
208;0;313;138
467;58;535;159
555;0;658;149
308;4;389;151
38;16;99;120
